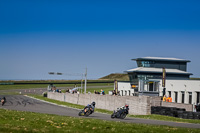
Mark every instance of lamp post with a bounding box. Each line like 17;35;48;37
84;67;87;94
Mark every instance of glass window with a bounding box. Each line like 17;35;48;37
137;61;155;67
181;91;185;103
175;92;178;103
189;92;192;104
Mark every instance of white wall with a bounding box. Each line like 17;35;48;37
117;82;134;96
159;79;200;105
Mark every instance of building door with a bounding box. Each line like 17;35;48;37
168;91;171;97
121;90;123;96
181;91;185;103
149;82;153;91
175;92;178;103
189;92;192;104
197;92;200;104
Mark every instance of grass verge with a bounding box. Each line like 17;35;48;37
0;83;113;92
0;109;200;133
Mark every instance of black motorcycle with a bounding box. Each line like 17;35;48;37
78;107;93;117
111;108;129;119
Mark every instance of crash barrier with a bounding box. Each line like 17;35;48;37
47;92;151;115
151;106;200;119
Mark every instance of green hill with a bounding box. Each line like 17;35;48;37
99;73;129;81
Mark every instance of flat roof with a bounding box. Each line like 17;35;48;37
126;67;193;75
132;57;191;62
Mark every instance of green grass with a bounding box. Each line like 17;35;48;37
0;84;48;90
129;114;200;124
0;79;115;84
0;83;113;91
30;95;200;124
0;92;21;95
0;109;200;133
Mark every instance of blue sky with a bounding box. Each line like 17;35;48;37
0;0;200;80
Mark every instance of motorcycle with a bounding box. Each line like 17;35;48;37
1;98;6;106
111;108;129;119
78;107;93;117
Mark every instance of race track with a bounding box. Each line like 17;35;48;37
0;95;200;129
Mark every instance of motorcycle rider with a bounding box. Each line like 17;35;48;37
116;104;129;117
84;101;96;114
1;97;6;106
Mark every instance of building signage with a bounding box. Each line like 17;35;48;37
162;67;166;87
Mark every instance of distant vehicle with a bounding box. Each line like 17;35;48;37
69;87;81;94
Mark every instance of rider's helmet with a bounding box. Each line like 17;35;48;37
125;104;129;108
91;101;96;107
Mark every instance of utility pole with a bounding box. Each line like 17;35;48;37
84;67;87;94
81;74;83;93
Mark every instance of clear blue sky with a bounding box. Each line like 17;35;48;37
0;0;200;80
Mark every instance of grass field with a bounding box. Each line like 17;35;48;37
0;109;200;133
0;83;114;95
0;83;113;90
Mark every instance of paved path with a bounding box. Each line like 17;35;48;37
0;95;200;129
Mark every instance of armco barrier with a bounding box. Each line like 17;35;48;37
47;92;151;115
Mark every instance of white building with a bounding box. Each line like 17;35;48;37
117;57;200;105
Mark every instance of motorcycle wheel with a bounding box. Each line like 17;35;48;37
120;113;127;119
85;110;91;117
111;113;115;118
79;110;85;116
1;100;4;106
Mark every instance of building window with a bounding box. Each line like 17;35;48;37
121;90;123;96
168;91;171;97
189;92;192;104
197;92;200;104
181;91;185;103
175;92;178;103
137;61;155;67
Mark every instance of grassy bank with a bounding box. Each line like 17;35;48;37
0;109;199;133
30;95;200;124
0;83;113;91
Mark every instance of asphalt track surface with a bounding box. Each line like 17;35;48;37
0;95;200;129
